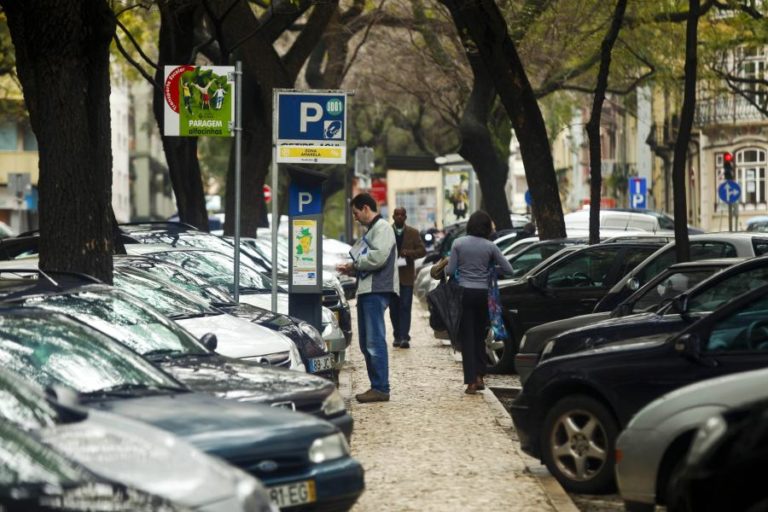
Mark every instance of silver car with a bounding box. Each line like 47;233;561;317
616;367;768;511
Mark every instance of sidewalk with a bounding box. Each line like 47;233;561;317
342;301;568;512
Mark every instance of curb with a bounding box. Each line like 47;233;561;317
481;387;580;512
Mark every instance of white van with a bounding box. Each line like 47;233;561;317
564;209;668;233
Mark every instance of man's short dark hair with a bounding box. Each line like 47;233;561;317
351;193;377;212
466;210;493;239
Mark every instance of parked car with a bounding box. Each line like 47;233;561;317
488;242;662;372
616;366;768;511
510;282;768;494
0;367;271;511
515;258;739;383
113;255;336;378
746;215;768;232
124;244;349;372
0;307;365;511
540;255;768;363
0;271;352;438
0;419;195;512
594;232;768;312
667;397;768;512
564;209;668;233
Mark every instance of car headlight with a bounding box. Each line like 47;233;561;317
299;321;326;351
308;433;350;463
541;340;555;357
321;307;338;338
687;414;727;466
321;389;346;416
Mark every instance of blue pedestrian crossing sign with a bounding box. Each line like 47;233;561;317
275;90;348;164
718;180;741;204
629;177;647;209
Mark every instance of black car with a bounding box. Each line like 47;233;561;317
514;258;739;383
510;283;768;494
489;242;662;372
0;307;365;511
668;398;768;512
0;270;352;438
0;420;191;512
540;255;768;364
504;239;587;279
594;233;768;312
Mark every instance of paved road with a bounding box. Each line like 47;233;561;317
341;302;563;512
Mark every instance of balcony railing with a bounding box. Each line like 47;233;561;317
695;96;767;126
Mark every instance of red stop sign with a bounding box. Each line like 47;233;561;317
263;185;272;203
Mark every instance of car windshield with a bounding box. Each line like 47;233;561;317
0;421;85;485
22;289;207;358
508;242;572;278
117;258;234;305
152;249;277;294
113;268;216;318
0;311;181;394
130;230;271;273
686;266;768;313
628;269;720;313
0;371;61;429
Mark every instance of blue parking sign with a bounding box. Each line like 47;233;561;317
629;177;647;209
275;90;348;164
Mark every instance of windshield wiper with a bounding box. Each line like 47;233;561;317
239;286;271;293
170;311;214;320
82;383;185;398
143;348;185;358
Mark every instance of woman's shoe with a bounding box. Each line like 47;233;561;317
475;376;485;390
465;383;478;395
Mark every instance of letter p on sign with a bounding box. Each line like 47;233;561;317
300;103;323;132
298;192;313;213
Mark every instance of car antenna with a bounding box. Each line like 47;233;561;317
36;269;60;288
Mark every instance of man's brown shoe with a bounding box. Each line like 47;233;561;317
355;389;390;403
465;383;479;395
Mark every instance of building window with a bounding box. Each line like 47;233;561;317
0;122;18;151
737;148;767;206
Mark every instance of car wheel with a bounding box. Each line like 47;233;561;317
541;395;618;494
485;325;517;374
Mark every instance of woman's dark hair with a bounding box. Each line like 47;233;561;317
350;193;378;212
466;210;493;239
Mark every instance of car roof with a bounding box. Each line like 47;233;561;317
666;257;748;270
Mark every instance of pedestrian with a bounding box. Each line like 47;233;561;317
390;207;426;349
337;193;398;403
445;210;514;394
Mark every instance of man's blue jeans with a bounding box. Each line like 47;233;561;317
389;285;414;342
357;293;391;394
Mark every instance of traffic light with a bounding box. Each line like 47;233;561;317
723;151;734;181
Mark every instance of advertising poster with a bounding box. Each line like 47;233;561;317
443;169;471;226
164;65;235;137
292;219;318;286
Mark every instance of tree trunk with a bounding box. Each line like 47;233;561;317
458;52;511;230
585;0;627;245
3;0;116;282
153;0;208;231
672;0;699;262
441;0;565;239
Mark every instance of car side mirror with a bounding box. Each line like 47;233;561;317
201;332;218;352
45;384;80;408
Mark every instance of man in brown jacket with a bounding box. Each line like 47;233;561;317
390;207;426;348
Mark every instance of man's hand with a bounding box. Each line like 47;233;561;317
336;262;354;276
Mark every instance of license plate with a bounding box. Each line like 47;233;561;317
308;354;334;373
268;480;316;508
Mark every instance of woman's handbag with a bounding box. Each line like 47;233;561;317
487;266;508;341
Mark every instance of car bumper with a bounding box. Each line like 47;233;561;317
615;428;661;506
509;401;538;459
514;352;539;385
262;456;364;511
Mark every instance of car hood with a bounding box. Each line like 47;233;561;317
37;409;244;508
523;312;611;349
177;314;291;359
552;312;688;348
159;354;332;405
549;332;672;364
88;392;336;458
627;367;768;430
224;303;298;329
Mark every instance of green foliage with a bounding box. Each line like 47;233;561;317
323;189;346;239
